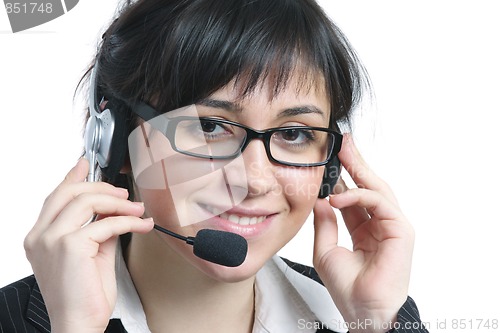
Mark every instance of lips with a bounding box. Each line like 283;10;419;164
202;204;272;226
219;213;266;225
194;203;278;239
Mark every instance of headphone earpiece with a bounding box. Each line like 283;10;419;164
318;155;341;198
84;61;129;183
84;105;115;171
98;99;129;182
84;99;129;183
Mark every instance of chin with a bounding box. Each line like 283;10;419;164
154;214;294;283
187;246;275;283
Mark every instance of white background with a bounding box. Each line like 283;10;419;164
1;1;499;332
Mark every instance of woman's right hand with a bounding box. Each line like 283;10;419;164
24;159;154;333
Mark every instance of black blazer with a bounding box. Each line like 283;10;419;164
0;261;428;333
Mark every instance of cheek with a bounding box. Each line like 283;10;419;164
133;150;240;223
244;168;324;271
277;166;324;212
137;188;179;225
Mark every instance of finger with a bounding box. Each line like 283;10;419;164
331;176;348;195
77;216;154;245
49;194;145;235
330;178;371;235
312;198;339;264
30;216;154;265
338;134;398;205
331;188;404;222
35;182;129;233
331;189;412;247
29;158;132;248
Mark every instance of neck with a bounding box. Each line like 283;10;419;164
125;231;255;333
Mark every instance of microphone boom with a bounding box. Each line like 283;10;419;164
153;225;247;267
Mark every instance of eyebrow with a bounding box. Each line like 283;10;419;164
197;98;326;119
277;106;325;119
197;98;243;113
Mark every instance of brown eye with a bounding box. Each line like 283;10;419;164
281;129;300;141
200;120;217;133
273;128;314;144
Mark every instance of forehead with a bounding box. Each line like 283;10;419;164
211;67;329;107
203;73;331;127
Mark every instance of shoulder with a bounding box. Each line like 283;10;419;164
0;276;127;333
0;275;50;333
0;274;37;298
278;258;429;333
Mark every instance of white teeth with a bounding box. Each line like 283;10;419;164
218;212;267;226
228;214;239;223
203;205;267;226
239;216;250;225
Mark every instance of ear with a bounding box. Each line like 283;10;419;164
120;153;132;174
99;100;108;111
98;98;129;183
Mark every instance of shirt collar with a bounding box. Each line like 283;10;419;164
111;244;346;333
111;243;151;332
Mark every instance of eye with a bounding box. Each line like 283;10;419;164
282;129;303;141
175;118;232;141
197;120;235;141
200;120;226;134
273;128;315;146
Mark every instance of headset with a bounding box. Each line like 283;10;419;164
84;62;129;184
319;155;341;198
84;63;341;197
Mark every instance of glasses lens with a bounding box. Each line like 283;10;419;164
128;105;249;228
269;128;334;164
174;118;247;157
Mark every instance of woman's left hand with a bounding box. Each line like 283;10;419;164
313;133;414;333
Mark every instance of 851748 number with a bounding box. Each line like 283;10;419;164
452;319;498;330
5;2;53;14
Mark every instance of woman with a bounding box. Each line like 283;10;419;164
0;0;427;332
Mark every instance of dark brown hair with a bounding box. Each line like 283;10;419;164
82;0;370;182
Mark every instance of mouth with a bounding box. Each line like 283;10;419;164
218;213;266;226
196;203;278;239
202;204;269;226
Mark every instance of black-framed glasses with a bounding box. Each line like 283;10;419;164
132;102;343;167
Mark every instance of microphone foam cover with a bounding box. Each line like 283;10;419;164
193;229;248;267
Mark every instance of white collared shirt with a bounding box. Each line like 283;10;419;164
111;244;346;333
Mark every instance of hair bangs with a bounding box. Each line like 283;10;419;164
95;0;369;128
151;0;336;112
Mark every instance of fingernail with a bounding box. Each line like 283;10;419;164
114;187;129;197
133;201;145;207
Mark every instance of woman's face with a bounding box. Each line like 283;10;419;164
131;74;331;281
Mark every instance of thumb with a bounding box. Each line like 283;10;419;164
63;158;90;184
313;198;339;266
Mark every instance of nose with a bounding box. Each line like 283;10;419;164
239;139;279;197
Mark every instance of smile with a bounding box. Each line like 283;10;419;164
219;213;266;225
204;205;268;226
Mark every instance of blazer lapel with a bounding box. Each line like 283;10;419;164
26;281;51;333
25;280;126;333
